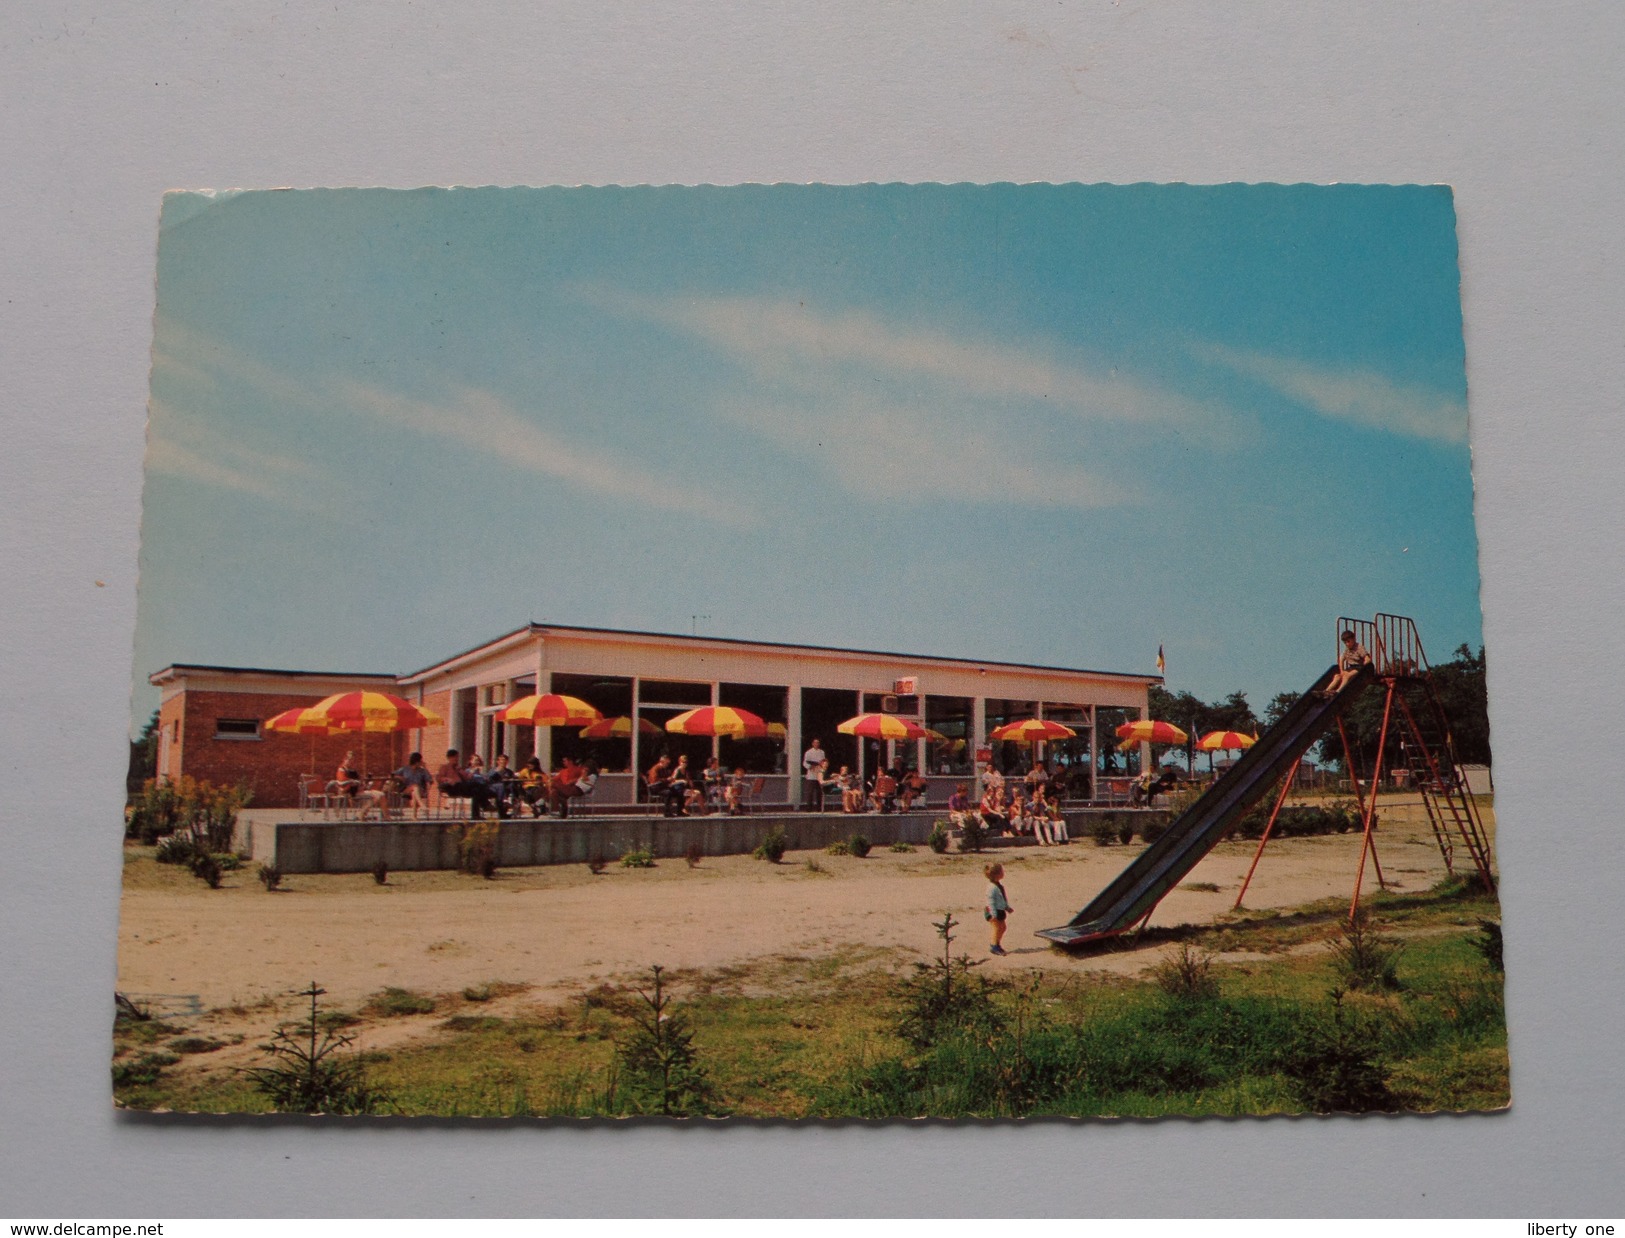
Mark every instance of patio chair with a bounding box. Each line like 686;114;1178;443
734;777;766;814
298;774;332;819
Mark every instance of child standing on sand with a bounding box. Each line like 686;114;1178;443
984;862;1013;955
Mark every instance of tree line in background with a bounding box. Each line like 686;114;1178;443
1152;644;1490;775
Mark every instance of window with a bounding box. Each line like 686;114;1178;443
719;682;789;774
924;694;973;775
214;718;261;740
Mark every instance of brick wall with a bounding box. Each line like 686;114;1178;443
170;690;411;808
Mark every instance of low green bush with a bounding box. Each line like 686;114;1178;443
1089;817;1119;847
846;834;872;858
889;841;915;853
957;816;986;853
824;839;850;856
1138;816;1168;845
365;987;437;1017
753;826;788;863
256;862;282;891
927;823;950;854
620;847;656;868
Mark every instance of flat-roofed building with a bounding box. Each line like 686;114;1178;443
150;623;1160;808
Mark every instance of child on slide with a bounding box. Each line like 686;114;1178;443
985;863;1013;955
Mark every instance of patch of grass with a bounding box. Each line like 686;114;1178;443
620;847;656;869
1151;942;1220;1002
804;858;827;875
168;1036;227;1055
363;987;437;1017
110;883;1507;1119
824;840;850;856
1182;881;1221;893
889;841;915;853
1328;913;1406;992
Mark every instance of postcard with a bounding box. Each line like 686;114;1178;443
117;183;1504;1118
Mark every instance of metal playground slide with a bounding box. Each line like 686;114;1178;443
1036;663;1370;947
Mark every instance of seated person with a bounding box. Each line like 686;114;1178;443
701;757;727;811
838;767;866;814
725;767;750;814
434;749;494;819
393;751;434;819
485;753;518;818
516;757;550;816
645;756;673;813
978;786;1008;835
335;750;390;819
1323;629;1373;697
946;783;972;828
1044;795;1070;844
898;768;929;811
667;754;697;816
871;769;899;814
333;751;363;799
551;758;598;818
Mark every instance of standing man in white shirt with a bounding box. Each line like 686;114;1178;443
802;737;827;811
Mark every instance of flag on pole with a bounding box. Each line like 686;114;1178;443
1156;644;1166;675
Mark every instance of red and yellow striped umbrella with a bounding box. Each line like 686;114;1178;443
1114;719;1188;746
265;704;350;773
837;713;928;740
1197;730;1257;753
497;693;603;727
577;715;662;739
990;718;1078;743
664;706;769;737
764;722;788;740
306;691;443;733
265;705;345;735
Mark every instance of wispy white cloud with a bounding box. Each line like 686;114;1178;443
145;395;321;504
149;318;744;523
338;382;747;523
715;393;1139;510
1196;343;1468;444
582;290;1240;509
589;290;1237;439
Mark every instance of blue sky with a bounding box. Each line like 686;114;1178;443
133;183;1481;730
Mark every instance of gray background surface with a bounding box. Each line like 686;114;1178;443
3;1;1622;1217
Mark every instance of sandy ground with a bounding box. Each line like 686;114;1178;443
119;798;1487;1030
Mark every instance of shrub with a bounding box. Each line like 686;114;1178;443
613;965;721;1117
462;984;493;1002
804;858;826;874
256;862;282;891
1151;942;1220;1002
1281;990;1399;1114
372;859;389;885
243;982;387;1115
889;841;915;853
1328;913;1405;992
587;855;607;874
621;847;656;869
846;834;872;858
957;816;986;853
1089;817;1119;847
927;822;950;854
1117;818;1136;845
1471;920;1504;974
824;839;850;856
365;987;436;1017
1138;815;1169;845
894;913;1004;1051
127;776;252;849
192;855;223;889
154;834;203;866
753;826;787;863
685;844;704;868
450;821;499;878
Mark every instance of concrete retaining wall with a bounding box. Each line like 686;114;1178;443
262;808;1171;873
